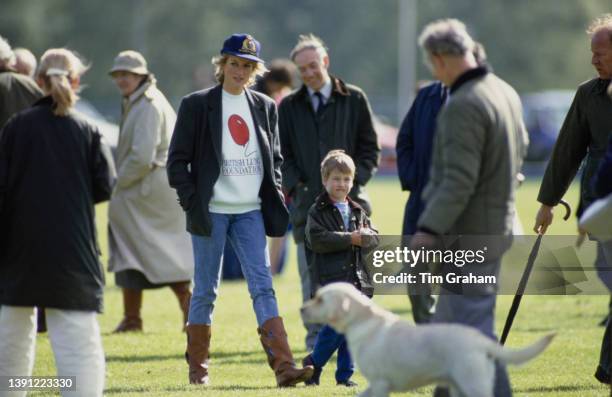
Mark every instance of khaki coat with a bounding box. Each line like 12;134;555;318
108;78;193;283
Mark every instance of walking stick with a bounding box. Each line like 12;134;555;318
500;199;571;345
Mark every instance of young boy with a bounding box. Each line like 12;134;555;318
302;149;378;387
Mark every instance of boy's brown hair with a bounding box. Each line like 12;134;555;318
320;150;356;180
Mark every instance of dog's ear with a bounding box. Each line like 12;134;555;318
341;296;351;313
328;296;351;324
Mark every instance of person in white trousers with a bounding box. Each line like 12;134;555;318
0;308;105;397
0;48;114;397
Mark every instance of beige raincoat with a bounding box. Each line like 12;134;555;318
108;77;193;283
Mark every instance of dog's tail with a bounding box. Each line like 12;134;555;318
488;333;556;366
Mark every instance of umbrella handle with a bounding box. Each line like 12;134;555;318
559;199;571;221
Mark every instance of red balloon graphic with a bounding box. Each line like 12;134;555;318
228;115;249;146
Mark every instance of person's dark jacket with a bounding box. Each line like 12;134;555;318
0;68;43;129
0;96;115;312
593;134;612;198
279;76;380;242
396;81;446;235
305;192;377;296
167;84;289;237
538;78;612;215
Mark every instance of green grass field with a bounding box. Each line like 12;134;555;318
28;177;610;396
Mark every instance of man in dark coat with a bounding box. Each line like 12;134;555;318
594;131;612;385
397;82;447;236
534;16;612;308
396;81;445;324
0;35;42;129
279;33;380;350
0;36;45;332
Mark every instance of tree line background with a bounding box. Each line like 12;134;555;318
1;0;609;122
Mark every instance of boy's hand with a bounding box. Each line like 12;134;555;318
359;227;379;249
360;227;376;236
351;230;363;246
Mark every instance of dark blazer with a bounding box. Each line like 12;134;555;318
396;81;446;235
0;97;114;312
167;84;288;237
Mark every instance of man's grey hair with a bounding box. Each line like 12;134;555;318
418;19;475;57
0;35;15;66
587;14;612;43
14;48;37;77
290;33;328;62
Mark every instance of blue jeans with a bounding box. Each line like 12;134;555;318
311;325;354;382
188;210;278;326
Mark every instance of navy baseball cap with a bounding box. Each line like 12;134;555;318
221;33;264;64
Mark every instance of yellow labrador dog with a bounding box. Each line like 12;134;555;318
301;282;554;397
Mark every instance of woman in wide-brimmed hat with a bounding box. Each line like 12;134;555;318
108;50;193;333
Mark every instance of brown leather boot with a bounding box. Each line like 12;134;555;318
113;288;143;333
186;324;211;385
170;282;192;332
258;317;314;387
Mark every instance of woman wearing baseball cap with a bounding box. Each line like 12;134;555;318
167;33;313;387
107;50;193;333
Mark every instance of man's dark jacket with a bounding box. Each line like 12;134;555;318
279;76;380;242
305;192;376;296
538;78;612;215
167;84;289;237
0;97;115;312
396;81;446;235
593;134;612;198
0;68;42;129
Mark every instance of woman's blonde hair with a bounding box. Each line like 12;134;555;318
36;48;89;116
211;54;267;87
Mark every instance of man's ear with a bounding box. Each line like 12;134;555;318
322;54;330;69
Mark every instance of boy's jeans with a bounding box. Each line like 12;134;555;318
311;325;354;382
188;210;278;326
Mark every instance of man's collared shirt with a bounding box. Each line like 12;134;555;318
307;79;332;112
